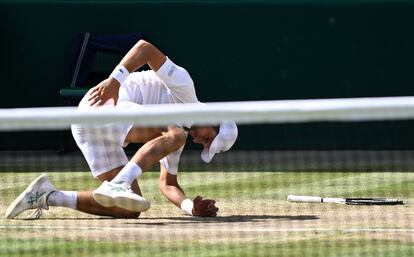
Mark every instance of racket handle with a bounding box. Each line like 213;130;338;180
287;195;322;203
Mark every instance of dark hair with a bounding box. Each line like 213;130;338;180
213;126;219;133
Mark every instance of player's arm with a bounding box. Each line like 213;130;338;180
159;166;219;217
130;125;186;172
88;40;166;105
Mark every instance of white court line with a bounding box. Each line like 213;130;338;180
0;225;413;233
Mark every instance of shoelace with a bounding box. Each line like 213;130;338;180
26;208;43;220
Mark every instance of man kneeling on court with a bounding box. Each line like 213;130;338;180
5;40;238;219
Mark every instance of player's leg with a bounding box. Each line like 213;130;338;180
91;125;185;212
5;174;56;219
5;167;144;219
108;125;186;187
16;90;145;218
75;166;143;218
50;120;147;217
70;113;148;212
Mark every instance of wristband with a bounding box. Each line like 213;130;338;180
180;199;194;216
110;65;130;84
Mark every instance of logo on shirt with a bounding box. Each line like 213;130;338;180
119;69;124;73
168;65;176;76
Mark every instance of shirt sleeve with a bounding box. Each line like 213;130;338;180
154;57;199;103
159;145;185;175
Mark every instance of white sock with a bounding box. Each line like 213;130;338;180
47;191;77;209
111;161;142;186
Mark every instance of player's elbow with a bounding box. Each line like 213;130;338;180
159;182;182;201
159;183;168;195
159;183;174;199
135;39;151;50
136;39;150;47
159;172;180;194
134;40;155;60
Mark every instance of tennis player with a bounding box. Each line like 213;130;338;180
5;40;238;219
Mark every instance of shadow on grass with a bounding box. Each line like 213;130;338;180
17;217;116;221
126;215;319;225
16;215;318;224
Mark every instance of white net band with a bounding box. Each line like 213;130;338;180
1;96;414;131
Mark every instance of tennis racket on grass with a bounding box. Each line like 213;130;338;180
287;195;404;205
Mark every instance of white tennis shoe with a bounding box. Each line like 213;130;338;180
5;174;55;219
93;181;150;213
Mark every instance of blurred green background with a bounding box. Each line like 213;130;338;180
1;0;414;150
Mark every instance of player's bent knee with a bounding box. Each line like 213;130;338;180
166;128;186;145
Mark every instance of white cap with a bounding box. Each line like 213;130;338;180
201;121;238;163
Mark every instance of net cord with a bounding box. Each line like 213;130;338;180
1;96;414;131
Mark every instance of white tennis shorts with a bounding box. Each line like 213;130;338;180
71;100;136;177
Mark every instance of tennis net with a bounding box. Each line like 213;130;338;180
0;97;413;257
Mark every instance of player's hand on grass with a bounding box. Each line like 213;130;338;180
192;196;218;217
88;77;120;106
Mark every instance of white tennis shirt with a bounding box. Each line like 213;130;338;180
119;57;200;174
